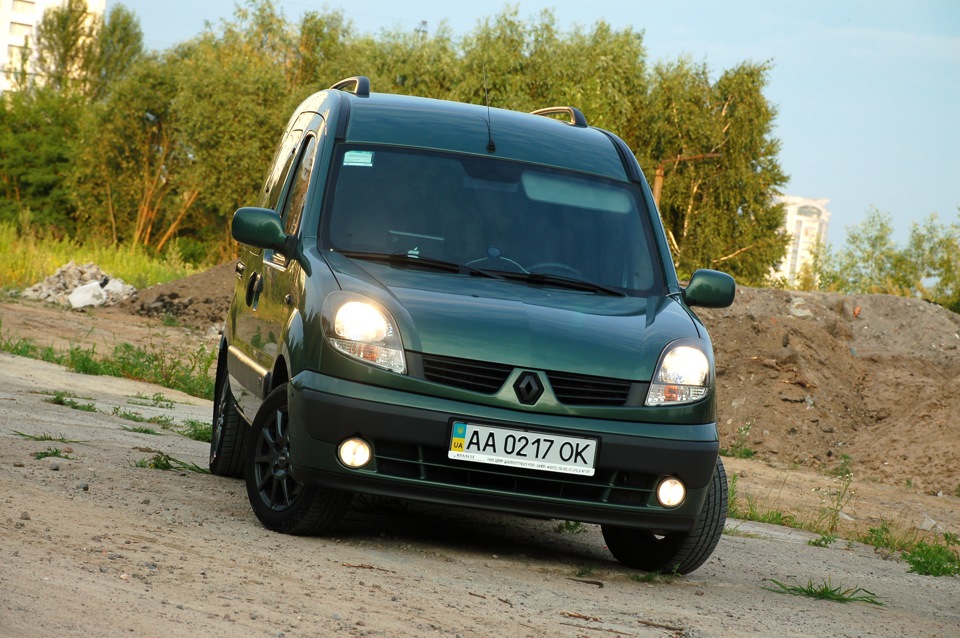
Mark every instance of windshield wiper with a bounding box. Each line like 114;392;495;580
498;271;626;296
336;251;504;279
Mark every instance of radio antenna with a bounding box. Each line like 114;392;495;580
483;65;496;153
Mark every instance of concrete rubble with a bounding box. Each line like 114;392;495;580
20;261;137;309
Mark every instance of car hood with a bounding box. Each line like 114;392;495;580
328;256;701;381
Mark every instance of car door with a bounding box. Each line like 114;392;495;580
228;116;312;418
253;132;321;380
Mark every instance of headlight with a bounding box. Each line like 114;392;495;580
645;341;711;406
323;295;406;373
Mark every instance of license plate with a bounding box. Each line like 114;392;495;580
448;421;597;476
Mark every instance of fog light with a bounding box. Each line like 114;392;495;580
338;438;372;468
657;477;686;508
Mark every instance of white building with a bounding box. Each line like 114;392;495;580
0;0;105;93
773;195;831;286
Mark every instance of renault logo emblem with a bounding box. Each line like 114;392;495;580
514;371;544;405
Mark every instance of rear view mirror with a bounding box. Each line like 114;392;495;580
683;269;736;308
232;207;293;256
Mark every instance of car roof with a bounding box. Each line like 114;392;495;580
339;91;629;182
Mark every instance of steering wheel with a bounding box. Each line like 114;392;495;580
528;262;583;278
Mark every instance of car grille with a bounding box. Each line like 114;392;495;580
421;354;513;394
420;353;634;406
372;440;655;508
545;371;632;406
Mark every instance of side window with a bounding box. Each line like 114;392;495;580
280;135;319;237
262;130;303;211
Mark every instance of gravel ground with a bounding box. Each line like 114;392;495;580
1;352;958;638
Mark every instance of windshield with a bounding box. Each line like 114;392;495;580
320;145;663;295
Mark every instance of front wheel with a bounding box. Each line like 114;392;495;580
245;383;352;535
602;457;727;575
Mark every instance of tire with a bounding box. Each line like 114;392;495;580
209;360;248;477
602;456;728;575
245;383;352;535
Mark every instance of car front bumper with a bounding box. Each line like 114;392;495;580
287;371;721;532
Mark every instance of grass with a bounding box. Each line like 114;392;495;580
573;565;596;578
807;533;839;548
111;405;175;427
179;419;212;443
120;425;161;435
720;423;756;459
43;390;97;412
1;322;216;400
128;392;175;410
729;472;960;578
34;447;74;461
901;534;960;577
859;520;918;554
727;474;795;527
0;221;199;292
630;569;680;583
762;578;884;606
13;430;81;443
132;452;209;474
554;520;587;534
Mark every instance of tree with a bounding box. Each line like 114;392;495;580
32;0;94;95
0;87;83;235
71;54;190;248
169;3;292;253
86;4;145;100
816;207;960;313
639;60;788;283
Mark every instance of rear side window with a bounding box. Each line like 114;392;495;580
280;135;318;236
321;145;662;295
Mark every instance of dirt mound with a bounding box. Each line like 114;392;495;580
699;288;960;494
113;263;960;496
121;261;236;333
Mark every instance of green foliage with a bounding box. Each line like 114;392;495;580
0;222;198;291
808;534;839;548
0;324;215;400
553;520;587;534
44;391;96;412
12;430;80;443
815;208;960;313
0;89;83;234
0;2;790;276
128;392;176;409
641;59;788;283
762;578;883;606
720;423;756;459
727;473;795;528
902;539;960;577
34;447;74;461
573;565;596;578
120;425;160;435
132;452;209;474
179;419;213;443
111;405;174;427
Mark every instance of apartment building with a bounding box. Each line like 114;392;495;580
773;195;832;286
1;0;105;92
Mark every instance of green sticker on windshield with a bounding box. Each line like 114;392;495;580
343;150;374;167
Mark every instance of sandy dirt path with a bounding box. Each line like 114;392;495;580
1;352;958;637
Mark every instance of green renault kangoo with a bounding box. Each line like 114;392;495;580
212;76;736;574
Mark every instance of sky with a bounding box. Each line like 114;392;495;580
113;0;960;246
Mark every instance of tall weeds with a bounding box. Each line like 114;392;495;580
0;221;200;290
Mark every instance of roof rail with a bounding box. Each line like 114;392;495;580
530;106;588;128
329;76;370;98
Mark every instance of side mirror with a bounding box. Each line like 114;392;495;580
232;207;294;256
683;269;736;308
